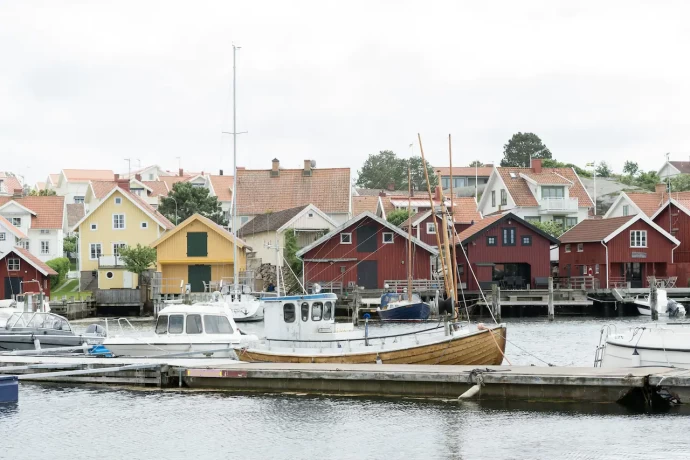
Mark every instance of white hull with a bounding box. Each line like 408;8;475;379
600;323;690;368
103;338;239;358
223;297;264;322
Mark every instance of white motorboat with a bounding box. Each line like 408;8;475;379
103;296;259;358
0;311;105;351
596;322;690;368
634;289;686;317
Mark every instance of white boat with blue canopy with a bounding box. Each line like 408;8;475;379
233;293;507;365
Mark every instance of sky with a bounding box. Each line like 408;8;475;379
2;1;690;186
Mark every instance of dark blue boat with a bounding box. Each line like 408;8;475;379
378;293;431;321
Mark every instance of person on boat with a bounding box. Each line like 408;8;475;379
267;282;275;292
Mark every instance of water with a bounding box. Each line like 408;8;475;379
3;317;690;460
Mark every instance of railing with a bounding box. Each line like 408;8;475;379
151;278;185;295
539;197;578;213
608;277;628;289
383;279;443;292
554;276;600;290
307;281;344;294
98;255;124;268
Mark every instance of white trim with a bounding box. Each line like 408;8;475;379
0;220;26;240
0;201;36;216
40;240;50;255
604;192;641;218
577;243;583;252
571;167;595;209
629;230;647;248
141;221;148;229
602;213;679;246
112;242;127;256
651;197;690;221
129;178;153;192
382;232;394;244
477;169;507;210
340;233;352;244
114;197;122;205
112;213;126;230
296;211;438;257
9;248;51;276
6;257;20;271
426;222;436;234
565;244;571;253
89;242;102;260
657;161;682;178
277;204;337;233
90;223;98;231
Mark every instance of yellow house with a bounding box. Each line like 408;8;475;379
151;213;248;293
72;186;174;289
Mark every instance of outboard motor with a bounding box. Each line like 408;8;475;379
666;299;686;318
85;324;107;337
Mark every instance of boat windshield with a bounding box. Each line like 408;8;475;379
6;312;71;332
203;315;234;334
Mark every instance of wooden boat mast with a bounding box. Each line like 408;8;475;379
448;134;460;309
407;167;413;300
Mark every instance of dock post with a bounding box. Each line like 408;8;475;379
548;277;555;321
491;284;501;322
650;277;658;321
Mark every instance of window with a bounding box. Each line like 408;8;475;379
168;315;184;334
187;232;208;256
186;314;203;334
301;302;309;321
283;303;296;323
441;177;450;189
565;244;571;253
525;216;541;223
0;233;4;241
541;186;565;198
491;191;496;207
115;197;122;205
623;205;629;216
40;229;50;235
141;222;148;229
340;233;352;244
312;302;323;321
577;243;584;252
457;264;464;275
11;217;20;226
521;236;532;246
106;271;114;279
40;241;50;255
113;243;126;257
240;216;249;225
74;196;85;204
308;212;314;218
427;222;436;234
7;258;19;271
630;230;647;248
502;227;516;246
113;214;125;229
500;189;507;206
203;315;233;334
323;301;333;321
148;174;154;180
382;232;394;244
487;236;497;246
90;223;98;231
553;216;566;229
90;243;102;260
566;217;578;228
20;240;29;251
595;264;600;275
155;315;168;334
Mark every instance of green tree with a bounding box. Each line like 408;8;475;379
118;244;157;276
529;220;566;238
283;229;302;279
356;151;437;191
669;174;690;192
46;257;70;289
623;161;639;177
541;158;591;178
159;182;227;226
469;160;484;167
595;162;612;178
63;236;77;253
405;156;438;191
387;209;411;226
29;189;56;196
500;132;552;167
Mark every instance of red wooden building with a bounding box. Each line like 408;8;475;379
296;211;438;289
455;213;559;290
559;214;678;288
652;198;690;286
0;247;57;299
400;197;482;248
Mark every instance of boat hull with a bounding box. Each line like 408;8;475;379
601;341;690;367
378;302;430;321
230;301;264;322
235;325;507;365
104;341;239;358
0;334;103;351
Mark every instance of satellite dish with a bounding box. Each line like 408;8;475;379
310;159;316;168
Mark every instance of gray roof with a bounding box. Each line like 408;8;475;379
355;188;409;196
237;205;308;237
66;203;85;229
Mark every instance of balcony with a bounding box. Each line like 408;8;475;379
538;197;578;214
98;255;124;268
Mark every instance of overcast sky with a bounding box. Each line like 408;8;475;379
2;1;690;186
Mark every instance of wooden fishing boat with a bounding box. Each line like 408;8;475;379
233;293;506;365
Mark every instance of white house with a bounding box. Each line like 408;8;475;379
658;159;690;181
0;196;66;262
604;185;690;218
0;173;22;196
0;215;28;256
477;160;593;227
206;174;234;221
236;204;337;267
53;169;115;205
120;164;175;181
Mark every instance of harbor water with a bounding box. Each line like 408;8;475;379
2;317;690;460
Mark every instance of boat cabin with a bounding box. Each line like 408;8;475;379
263;293;354;341
5;311;71;333
380;292;421;307
154;304;237;336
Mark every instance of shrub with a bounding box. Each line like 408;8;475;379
46;257;70;289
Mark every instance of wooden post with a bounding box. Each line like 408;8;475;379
548;277;555;321
491;284;501;322
650;277;658;321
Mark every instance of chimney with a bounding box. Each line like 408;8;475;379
117;179;130;192
379;190;387;197
114;173;120;181
303;159;312;176
656;183;667;194
434;185;442;202
387;182;395;191
13;188;23;198
135;173;142;181
531;158;542;174
179;168;184;177
219;169;223;176
271;158;280;177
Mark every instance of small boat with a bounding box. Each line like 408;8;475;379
596;323;690;367
377;292;431;321
221;285;264;322
634;289;686;317
104;295;258;357
234;293;506;365
0;311;105;351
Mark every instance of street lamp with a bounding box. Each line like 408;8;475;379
168;196;178;225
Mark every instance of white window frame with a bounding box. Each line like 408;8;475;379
0;233;4;241
595;264;600;275
115;197;122;205
90;243;102;260
622;205;629;216
20;240;29;251
7;258;20;271
91;223;98;231
11;217;21;226
141;222;148;229
40;229;50;235
426;222;436;234
112;243;127;257
40;240;50;255
565;244;571;253
340;233;352;244
113;214;126;230
382;232;394;244
577;243;583;253
74;196;85;204
630;230;647;248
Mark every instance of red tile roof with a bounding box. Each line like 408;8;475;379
435;166;494;177
48;174;60;185
65;204;85;229
90;181;118;199
0;196;65;229
235;168;350;215
0;173;22;194
141;181;169;197
559;216;634;243
35;182;46;191
208;175;234;202
456;214;504;242
0;215;27;239
62;169;114;182
353;196;380;216
626;191;690;217
497;167;593;208
451;197;481;223
11;247;58;276
160;176;191;189
520;171;573;185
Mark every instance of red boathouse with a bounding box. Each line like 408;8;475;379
558;214;678;288
652;198;690;286
455;213;559;290
0;247;57;299
296;211;438;290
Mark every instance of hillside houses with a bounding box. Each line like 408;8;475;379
0;196;66;262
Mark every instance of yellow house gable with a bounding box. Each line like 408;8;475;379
76;188;169;272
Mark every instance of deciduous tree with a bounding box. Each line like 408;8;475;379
159;182;227;226
500;132;552;167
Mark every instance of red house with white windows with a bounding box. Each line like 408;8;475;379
652;197;690;286
455;213;559;290
296;211;438;290
0;247;57;299
400;197;482;247
558;214;678;288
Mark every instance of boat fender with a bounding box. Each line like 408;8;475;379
458;384;481;400
477;323;487;331
631;348;641;367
